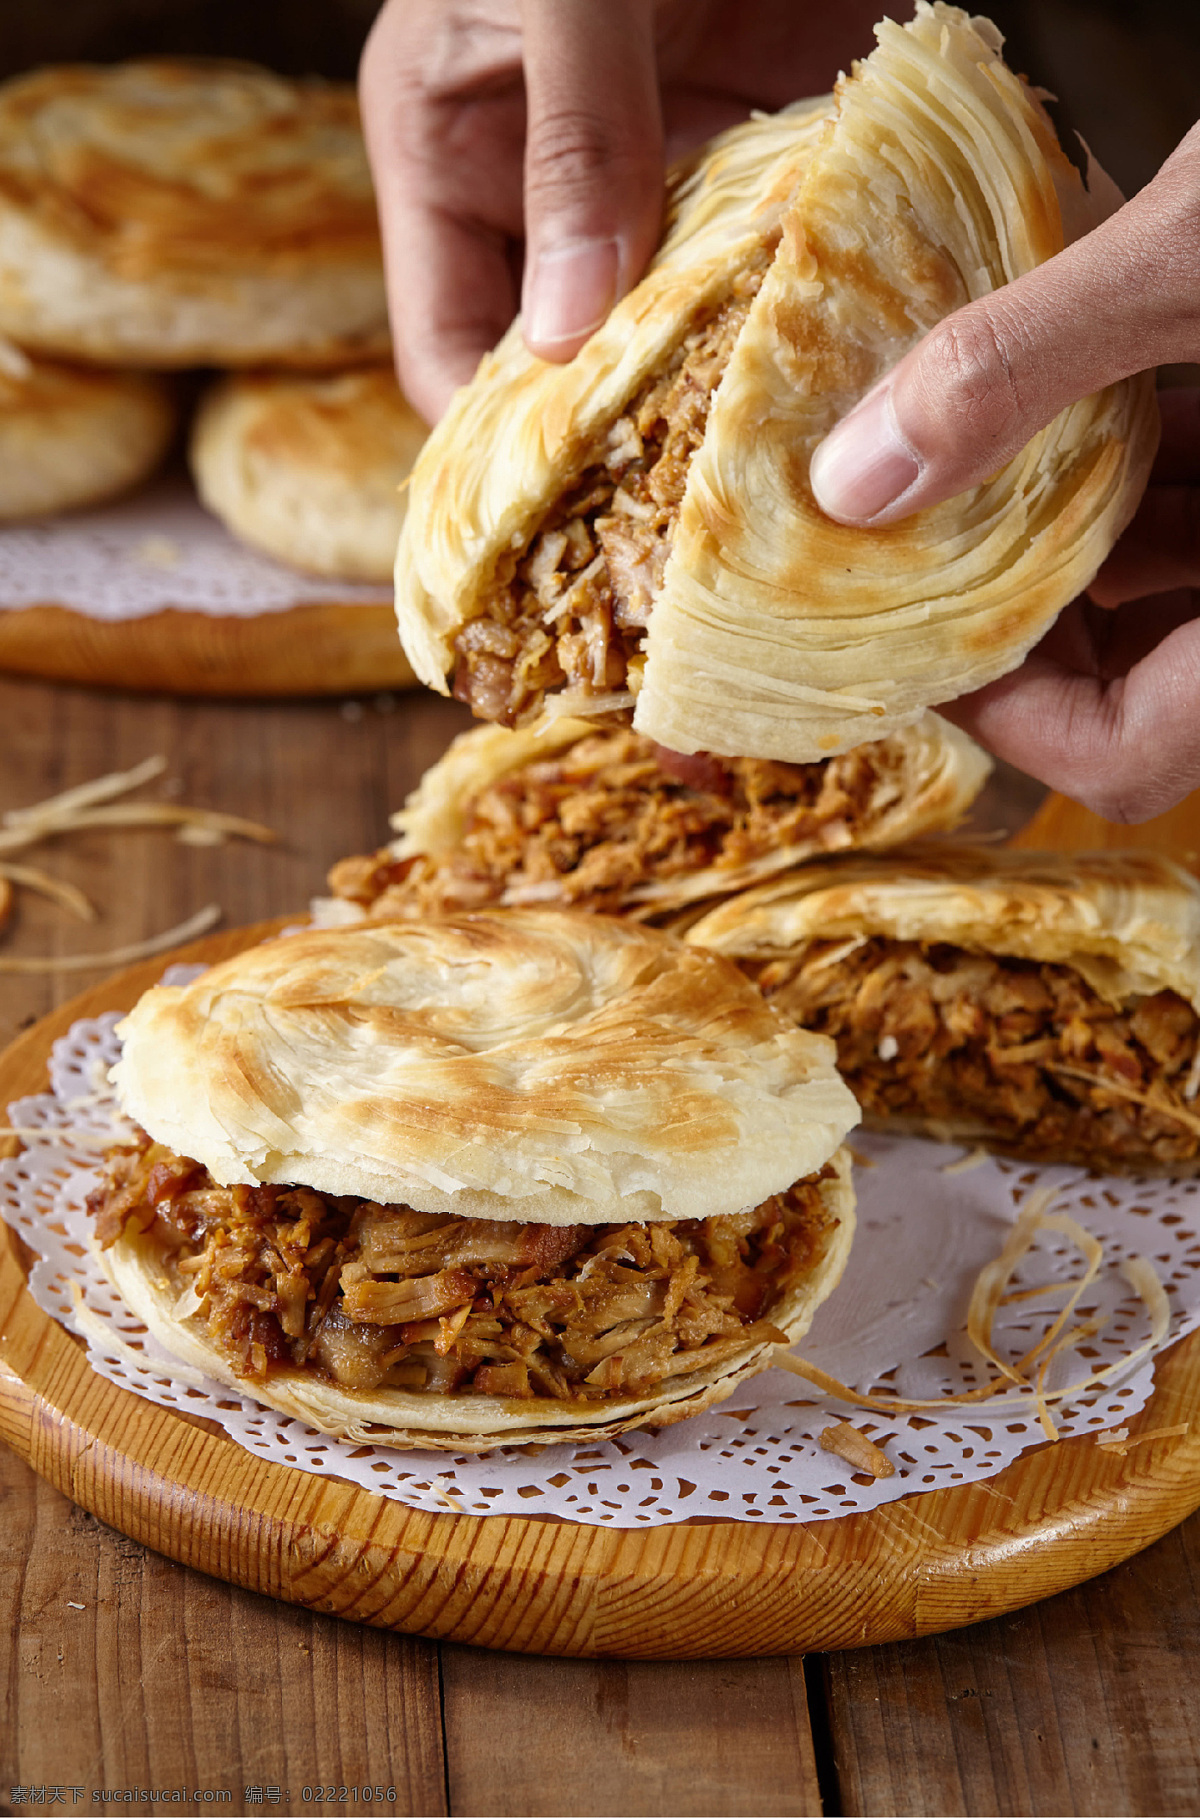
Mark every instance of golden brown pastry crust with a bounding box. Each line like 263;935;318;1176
684;846;1200;1014
686;846;1200;1173
0;61;388;366
111;912;860;1227
395;5;1157;762
94;1152;854;1451
0;346;175;519
190;366;426;582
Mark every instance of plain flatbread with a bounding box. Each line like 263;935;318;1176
0;342;175;519
191;366;426;582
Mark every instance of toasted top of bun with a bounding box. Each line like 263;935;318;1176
686;847;1200;1013
0;61;388;365
190;365;426;581
0;59;378;276
396;3;1155;762
112;913;859;1224
0;340;175;518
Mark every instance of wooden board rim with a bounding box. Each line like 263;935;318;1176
0;603;416;698
3;920;1200;1658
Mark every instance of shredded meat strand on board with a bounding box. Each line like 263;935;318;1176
89;1136;834;1400
756;938;1200;1170
452;264;767;727
328;730;894;920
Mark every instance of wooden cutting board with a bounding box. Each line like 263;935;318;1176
0;603;416;697
3;796;1200;1659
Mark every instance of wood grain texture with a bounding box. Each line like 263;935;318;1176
819;1510;1200;1817
0;1445;448;1811
0;676;473;1049
439;1648;821;1817
0;603;416;698
4;916;1200;1660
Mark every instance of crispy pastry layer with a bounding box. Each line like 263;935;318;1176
688;847;1200;1172
324;713;988;921
111;913;859;1226
191;366;426;582
0;349;175;519
396;5;1157;762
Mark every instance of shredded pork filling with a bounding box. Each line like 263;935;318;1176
328;730;896;919
755;938;1200;1168
88;1137;834;1400
452;265;766;727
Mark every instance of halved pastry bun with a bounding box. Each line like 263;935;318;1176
686;847;1200;1174
320;711;990;926
396;4;1157;763
98;912;859;1448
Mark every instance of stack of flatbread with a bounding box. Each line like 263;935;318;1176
0;57;422;581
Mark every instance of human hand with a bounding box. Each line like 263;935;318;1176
809;124;1200;822
359;0;881;424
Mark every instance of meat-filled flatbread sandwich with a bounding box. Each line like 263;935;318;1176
395;2;1156;764
89;912;859;1449
322;712;990;925
686;848;1200;1175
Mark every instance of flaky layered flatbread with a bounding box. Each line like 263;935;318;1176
91;912;858;1449
0;61;388;367
395;4;1156;763
687;848;1200;1174
322;712;989;923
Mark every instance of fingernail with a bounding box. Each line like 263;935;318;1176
810;383;922;524
524;237;620;354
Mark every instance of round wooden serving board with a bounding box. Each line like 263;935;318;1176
3;919;1200;1659
0;603;416;697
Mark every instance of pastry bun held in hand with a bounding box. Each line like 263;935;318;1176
396;4;1156;763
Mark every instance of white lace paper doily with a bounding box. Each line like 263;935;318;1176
4;982;1200;1529
0;475;391;620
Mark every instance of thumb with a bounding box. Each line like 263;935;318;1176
520;0;664;362
810;125;1200;526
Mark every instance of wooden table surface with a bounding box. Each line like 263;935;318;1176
2;673;1200;1817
